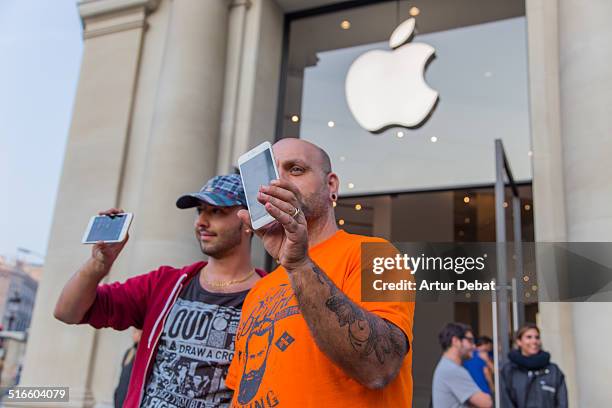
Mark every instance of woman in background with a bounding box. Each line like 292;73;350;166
500;323;568;408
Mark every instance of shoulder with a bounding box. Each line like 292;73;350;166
242;268;281;299
164;261;205;273
434;358;457;377
464;356;482;368
432;358;447;380
336;231;392;255
144;261;204;285
546;362;565;378
500;361;521;379
435;359;472;389
342;231;388;245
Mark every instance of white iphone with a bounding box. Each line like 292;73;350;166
238;141;280;230
82;213;133;244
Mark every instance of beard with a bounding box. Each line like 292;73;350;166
300;185;330;222
198;222;243;258
461;350;473;361
238;363;267;404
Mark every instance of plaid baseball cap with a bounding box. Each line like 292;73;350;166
176;174;247;209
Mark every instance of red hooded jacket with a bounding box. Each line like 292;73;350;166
79;261;266;407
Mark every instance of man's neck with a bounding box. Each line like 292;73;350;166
307;210;339;249
202;249;254;281
443;349;462;365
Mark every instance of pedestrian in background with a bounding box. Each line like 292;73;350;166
114;329;141;408
464;336;494;395
432;322;492;408
500;323;568;408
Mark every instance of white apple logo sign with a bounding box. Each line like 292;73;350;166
345;18;438;132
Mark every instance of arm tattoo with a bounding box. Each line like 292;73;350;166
311;265;408;364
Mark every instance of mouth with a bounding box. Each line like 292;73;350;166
198;231;217;241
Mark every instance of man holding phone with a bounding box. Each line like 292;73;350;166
54;174;266;407
226;139;415;407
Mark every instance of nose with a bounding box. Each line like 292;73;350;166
195;210;210;228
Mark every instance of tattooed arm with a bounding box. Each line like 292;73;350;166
287;259;409;389
240;178;409;389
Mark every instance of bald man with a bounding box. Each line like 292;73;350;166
226;139;414;407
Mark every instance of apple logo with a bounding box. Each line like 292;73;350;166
345;18;438;132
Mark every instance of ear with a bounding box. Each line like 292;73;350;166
238;209;263;238
327;172;339;201
452;336;461;348
240;215;253;235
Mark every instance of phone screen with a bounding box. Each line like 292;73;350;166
240;148;277;223
86;214;128;242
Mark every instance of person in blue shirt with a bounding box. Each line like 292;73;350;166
464;336;494;395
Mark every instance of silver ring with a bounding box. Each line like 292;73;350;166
291;207;301;219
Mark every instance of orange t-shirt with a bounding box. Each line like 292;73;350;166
225;230;415;407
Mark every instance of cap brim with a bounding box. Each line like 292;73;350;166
176;192;243;209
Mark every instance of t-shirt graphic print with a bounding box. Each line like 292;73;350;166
141;275;248;408
226;230;415;408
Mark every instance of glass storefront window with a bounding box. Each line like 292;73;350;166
281;0;531;195
281;4;535;404
335;185;534;243
334;183;535;405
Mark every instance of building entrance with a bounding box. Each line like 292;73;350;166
335;185;536;405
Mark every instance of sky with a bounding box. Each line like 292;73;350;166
0;1;83;261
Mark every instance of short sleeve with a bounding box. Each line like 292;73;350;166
79;268;160;330
341;238;415;344
447;366;481;404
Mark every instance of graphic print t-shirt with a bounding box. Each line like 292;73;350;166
141;274;248;408
226;230;415;408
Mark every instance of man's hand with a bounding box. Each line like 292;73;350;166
89;208;129;277
237;179;309;270
54;207;129;324
469;391;493;408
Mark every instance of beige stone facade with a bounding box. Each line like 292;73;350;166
527;1;612;407
12;0;282;406
11;0;612;407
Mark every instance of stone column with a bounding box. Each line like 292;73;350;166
215;0;284;270
558;2;612;240
525;1;579;406
127;0;229;273
217;0;252;174
557;1;612;406
88;0;231;405
12;0;232;405
9;1;156;407
529;0;612;406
